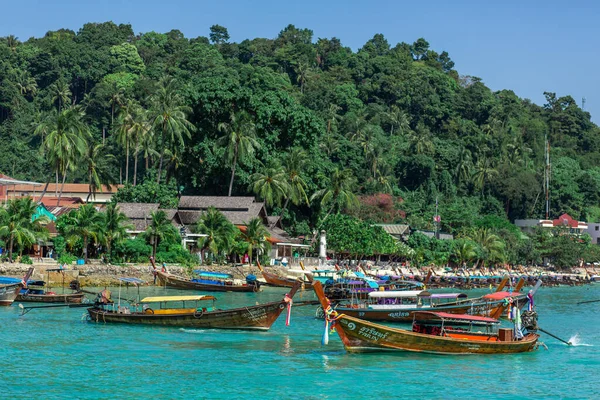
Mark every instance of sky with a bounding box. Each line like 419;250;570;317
2;0;599;122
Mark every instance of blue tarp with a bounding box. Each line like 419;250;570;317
193;270;232;279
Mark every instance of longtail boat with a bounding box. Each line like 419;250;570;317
0;268;34;306
256;261;313;289
151;257;260;292
16;268;84;303
320;277;530;322
88;281;301;330
314;281;540;354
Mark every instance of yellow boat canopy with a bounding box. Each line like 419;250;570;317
140;295;216;303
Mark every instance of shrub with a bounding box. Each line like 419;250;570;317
21;255;33;264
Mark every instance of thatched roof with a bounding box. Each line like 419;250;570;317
178;196;268;226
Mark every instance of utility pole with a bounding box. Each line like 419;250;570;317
544;135;550;219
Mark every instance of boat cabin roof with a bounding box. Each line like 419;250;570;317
482;291;523;300
140;295;216;303
414;311;500;325
368;290;431;298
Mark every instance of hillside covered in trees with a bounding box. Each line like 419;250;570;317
1;22;599;267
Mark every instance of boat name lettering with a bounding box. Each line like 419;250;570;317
242;308;267;321
388;312;410;318
358;327;389;341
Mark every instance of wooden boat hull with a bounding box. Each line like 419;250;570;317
16;292;85;303
333;314;539;354
0;284;20;306
261;271;313;290
156;271;259;292
87;300;288;330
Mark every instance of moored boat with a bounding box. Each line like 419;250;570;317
155;270;260;292
314;281;540;354
88;281;301;330
151;257;260;292
15;268;85;303
256;261;313;289
321;277;531;322
0;268;34;306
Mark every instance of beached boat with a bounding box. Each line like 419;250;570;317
151;258;260;292
256;261;313;289
15;268;84;303
155;270;260;292
0;268;34;306
88;281;301;330
314;281;539;354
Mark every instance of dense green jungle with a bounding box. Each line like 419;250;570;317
1;22;599;267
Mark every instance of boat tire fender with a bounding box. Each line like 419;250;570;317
145;308;154;314
194;309;203;318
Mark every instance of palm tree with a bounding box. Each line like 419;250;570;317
5;35;19;52
408;126;434;154
0;198;49;262
455;147;472;186
326;103;342;134
41;106;90;204
251;162;289;208
143;210;178;258
294;62;311;93
150;76;195;184
452;239;477;268
385;105;410;136
50;80;71;111
240;217;269;263
195;207;237;263
61;204;104;261
217;110;260;196
466;228;505;268
13;70;38;97
280;148;309;223
85;143;116;202
311;168;359;222
101;203;132;261
472;158;498;196
108;83;125;126
116;100;150;184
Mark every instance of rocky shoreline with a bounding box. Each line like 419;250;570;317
1;261;597;288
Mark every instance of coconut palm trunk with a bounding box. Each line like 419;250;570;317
228;146;239;197
57;167;68;207
133;138;139;186
8;233;14;262
37;180;50;202
83;235;89;261
125;140;129;184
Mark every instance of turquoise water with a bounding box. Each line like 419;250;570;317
1;285;598;399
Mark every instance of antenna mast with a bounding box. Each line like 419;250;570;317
545;135;550;219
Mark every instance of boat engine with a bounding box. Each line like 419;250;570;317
521;310;539;331
69;280;81;291
245;274;259;286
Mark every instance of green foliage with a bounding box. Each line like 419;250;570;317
20;254;33;264
113;175;179;208
1;22;600;267
58;252;78;265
